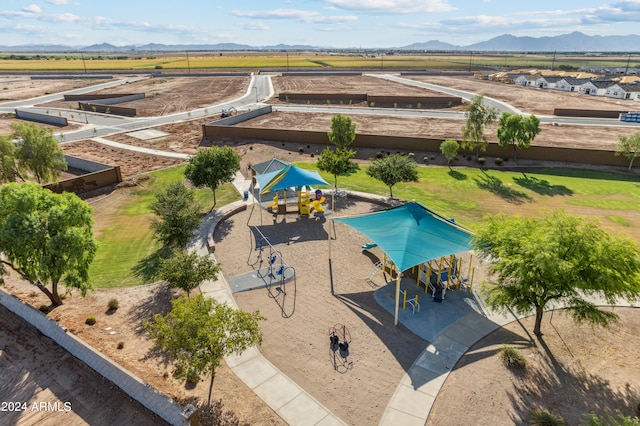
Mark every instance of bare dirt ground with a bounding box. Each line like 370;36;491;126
238;110;639;150
410;75;640;115
428;307;640;425
0;113;77;136
39;76;251;117
0;304;168;426
0;77;99;102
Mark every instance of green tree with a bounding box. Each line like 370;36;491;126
327;114;356;149
317;147;359;191
0;183;97;306
461;95;498;160
158;251;220;296
146;294;264;404
11;122;67;183
473;210;640;337
366;154;419;198
440;139;460;169
184;146;241;210
615;132;640;170
0;136;25;183
150;182;202;249
496;113;541;163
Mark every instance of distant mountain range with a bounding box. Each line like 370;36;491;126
1;32;639;53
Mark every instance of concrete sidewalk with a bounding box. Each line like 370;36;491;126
193;171;347;426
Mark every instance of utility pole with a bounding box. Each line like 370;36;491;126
81;51;87;73
286;51;289;72
624;53;631;75
468;52;473;72
551;51;556;71
186;51;191;74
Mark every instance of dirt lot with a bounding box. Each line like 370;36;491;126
39;76;251;117
410;75;640;115
0;77;100;102
0;304;168;426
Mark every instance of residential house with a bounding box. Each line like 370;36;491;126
604;83;640;100
579;80;616;96
515;74;539;87
554;77;592;92
534;76;563;89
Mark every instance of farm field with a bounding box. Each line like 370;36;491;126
0;52;636;71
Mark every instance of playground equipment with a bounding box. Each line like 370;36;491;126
401;290;420;314
416;254;475;301
329;323;353;372
249;226;297;318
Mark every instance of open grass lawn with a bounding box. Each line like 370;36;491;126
89;165;241;288
296;162;640;241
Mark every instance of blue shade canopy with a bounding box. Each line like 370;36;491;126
258;165;329;194
334;202;473;272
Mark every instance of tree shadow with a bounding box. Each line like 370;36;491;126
506;335;638;424
474;170;531;204
513;173;573;196
127;282;174;336
447;169;468;180
132;246;173;282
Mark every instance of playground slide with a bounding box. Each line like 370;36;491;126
266;195;278;210
310;196;325;213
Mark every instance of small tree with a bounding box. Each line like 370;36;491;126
158;251;220;296
615;132;640;170
184;146;241;210
317;147;358;191
473;210;640;337
150;182;202;249
0;183;97;306
366;153;419;198
461;95;498;160
11;122;67;183
0;136;25;183
497;113;541;163
327;114;356;149
440;139;459;169
146;294;264;404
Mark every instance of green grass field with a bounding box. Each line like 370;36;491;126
89;165;241;288
295;162;640;237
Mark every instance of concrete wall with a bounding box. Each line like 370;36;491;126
78;102;136;117
0;289;188;426
44;166;123;195
277;93;461;106
202;124;629;168
65;155;113;172
64;93;145;104
15;109;68;126
279;93;367;101
554;108;627;118
31;75;113;80
280;71;363;76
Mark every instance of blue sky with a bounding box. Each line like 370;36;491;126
2;0;640;47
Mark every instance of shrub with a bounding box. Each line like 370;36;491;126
423;156;429;163
376;151;384;159
494;157;504;165
408;152;415;159
369;101;375;107
326;99;331;105
298;147;304;153
530;408;567;426
39;305;49;313
477;157;486;165
583;411;639;426
393;103;398;108
107;298;119;311
348;99;353;105
430;155;435;161
417;102;422;109
499;346;526;369
155;65;163;69
117;341;125;350
85;316;97;326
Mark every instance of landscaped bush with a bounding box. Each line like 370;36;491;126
423;156;429;163
530;408;567;426
85;316;97;326
494;157;504;165
477;157;486;165
117;341;125;350
584;411;640;426
107;298;119;311
499;345;526;369
408;152;415;159
298;147;304;154
39;305;49;313
376;151;384;159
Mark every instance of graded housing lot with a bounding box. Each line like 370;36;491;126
2;73;640;425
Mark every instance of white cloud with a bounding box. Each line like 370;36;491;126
46;0;71;4
240;22;270;31
231;9;357;24
320;0;456;14
23;4;42;14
